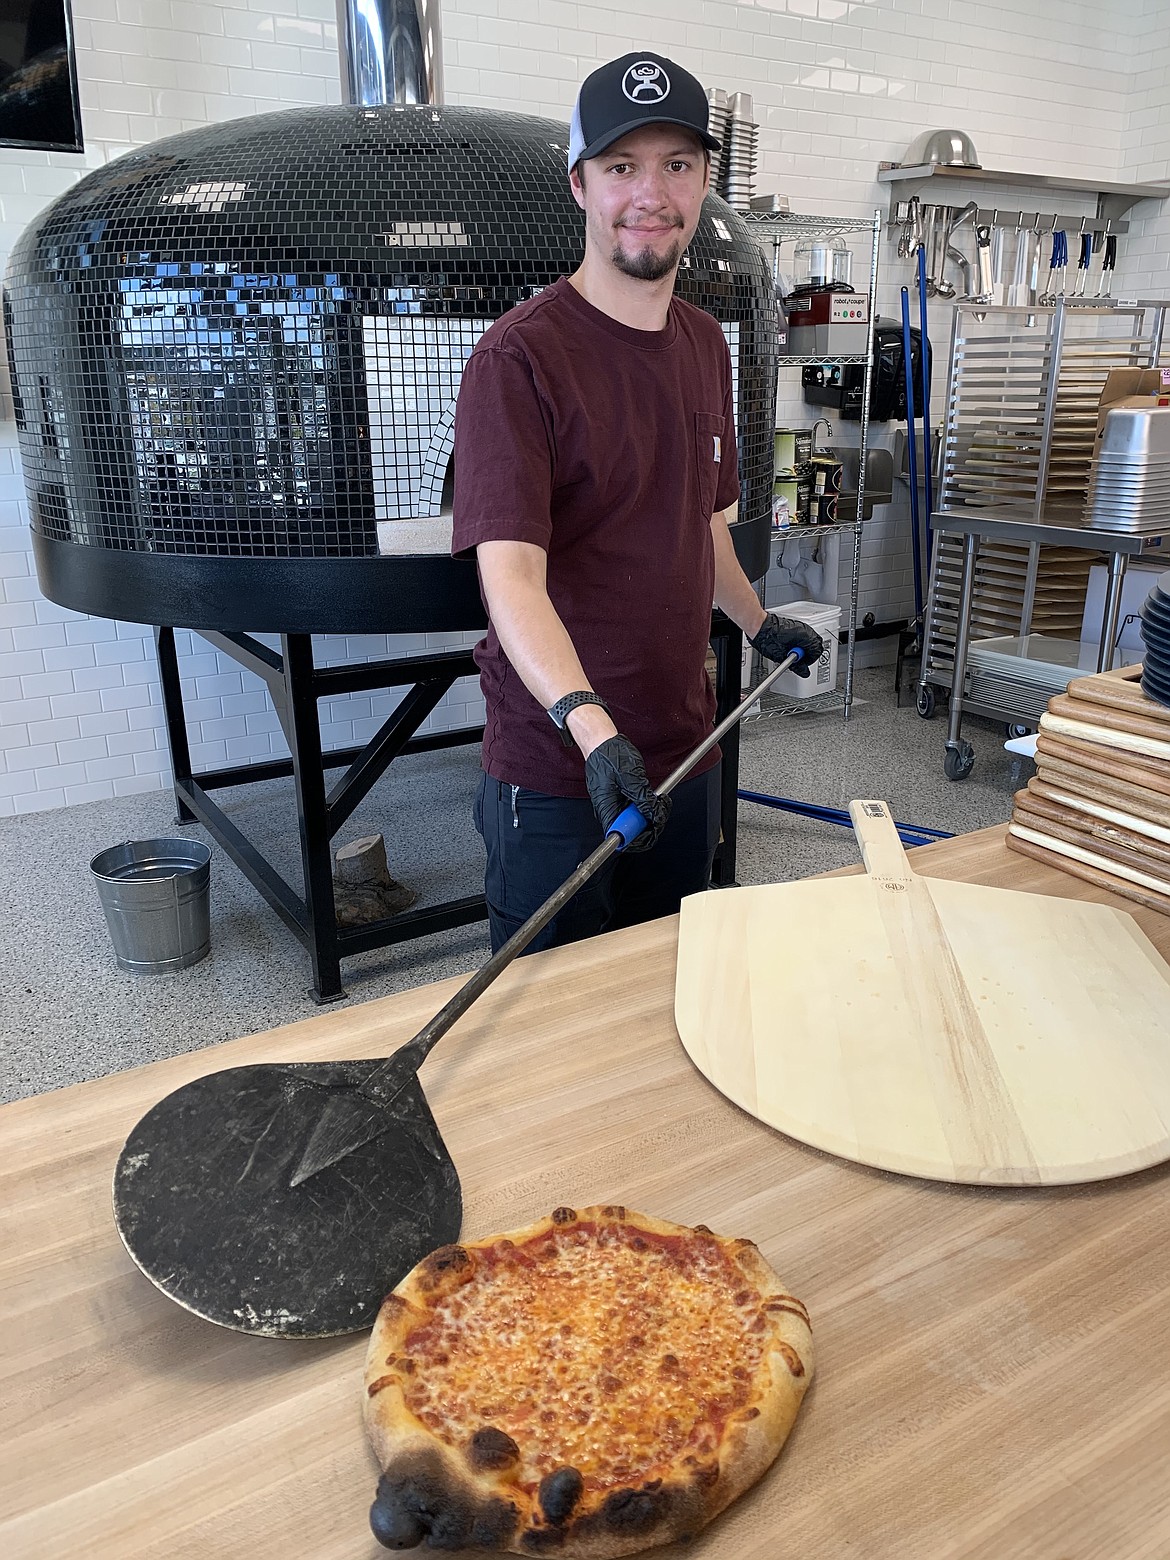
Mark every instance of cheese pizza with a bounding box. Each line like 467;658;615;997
363;1204;813;1556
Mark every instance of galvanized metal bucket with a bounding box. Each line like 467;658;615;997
89;838;212;974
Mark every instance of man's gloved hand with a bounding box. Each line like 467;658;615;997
749;612;825;679
584;735;671;853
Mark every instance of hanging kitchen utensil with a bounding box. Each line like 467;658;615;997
920;204;938;295
1074;228;1093;297
945;200;977;299
1028;214;1043;304
990;212;1007;305
947;244;972;297
1008;214;1030;307
1097;229;1117;298
934;205;956;299
916;245;935;553
899;196;922;259
973;223;993;302
1039;226;1066;304
112;650;803;1338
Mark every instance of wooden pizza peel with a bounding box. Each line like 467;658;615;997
675;801;1170;1186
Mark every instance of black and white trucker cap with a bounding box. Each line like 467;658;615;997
567;52;721;174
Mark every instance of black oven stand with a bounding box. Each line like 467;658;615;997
155;616;746;1002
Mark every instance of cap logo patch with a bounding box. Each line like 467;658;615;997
622;61;670;103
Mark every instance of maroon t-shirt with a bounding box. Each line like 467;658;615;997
452;276;740;799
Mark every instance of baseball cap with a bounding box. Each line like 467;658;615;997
567;52;720;174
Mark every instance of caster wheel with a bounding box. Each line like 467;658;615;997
916;685;937;719
1005;723;1031;740
944;743;975;781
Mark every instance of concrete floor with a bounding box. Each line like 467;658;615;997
0;666;1034;1104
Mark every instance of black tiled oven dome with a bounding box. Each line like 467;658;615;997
5;104;777;634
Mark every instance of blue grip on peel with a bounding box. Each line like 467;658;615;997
607;803;649;851
790;646;804;663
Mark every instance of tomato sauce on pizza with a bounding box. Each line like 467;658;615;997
363;1205;812;1557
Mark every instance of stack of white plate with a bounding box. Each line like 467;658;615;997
706;88;728;192
1083;404;1170;534
721;92;758;211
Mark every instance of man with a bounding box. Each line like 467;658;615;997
452;50;824;954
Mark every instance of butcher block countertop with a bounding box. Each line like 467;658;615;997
3;825;1169;1560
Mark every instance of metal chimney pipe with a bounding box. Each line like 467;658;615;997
337;0;443;107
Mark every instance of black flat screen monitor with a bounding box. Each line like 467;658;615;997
0;0;83;152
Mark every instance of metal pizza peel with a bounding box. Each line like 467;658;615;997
113;650;803;1338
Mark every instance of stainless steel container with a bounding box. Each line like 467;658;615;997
90;838;212;973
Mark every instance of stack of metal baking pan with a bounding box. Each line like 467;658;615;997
1140;573;1170;706
967;634;1110;723
721;91;758;211
1083;404;1170;533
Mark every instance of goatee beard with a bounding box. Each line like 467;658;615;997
611;240;681;281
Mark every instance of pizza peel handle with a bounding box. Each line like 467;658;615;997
290;646;804;1186
847;799;918;885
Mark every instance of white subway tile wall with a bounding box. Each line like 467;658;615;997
0;0;1167;812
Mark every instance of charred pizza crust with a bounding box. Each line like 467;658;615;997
362;1204;813;1557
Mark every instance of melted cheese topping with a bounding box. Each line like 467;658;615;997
399;1221;768;1490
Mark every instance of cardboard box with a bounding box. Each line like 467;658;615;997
1092;368;1170;456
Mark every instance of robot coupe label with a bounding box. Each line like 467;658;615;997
623;62;670;102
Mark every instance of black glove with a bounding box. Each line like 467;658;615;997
584;735;671;853
749;612;825;680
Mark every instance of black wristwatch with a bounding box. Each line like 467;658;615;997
547;690;610;748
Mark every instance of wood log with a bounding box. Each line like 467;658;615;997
333;834;418;925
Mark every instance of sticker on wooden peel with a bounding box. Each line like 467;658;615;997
362;1205;814;1556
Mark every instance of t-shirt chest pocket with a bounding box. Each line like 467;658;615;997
693;411;725;519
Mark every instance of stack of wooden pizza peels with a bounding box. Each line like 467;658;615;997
1007;663;1170;915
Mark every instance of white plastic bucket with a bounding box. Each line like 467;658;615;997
769;600;841;699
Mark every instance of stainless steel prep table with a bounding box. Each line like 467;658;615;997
920;505;1170;777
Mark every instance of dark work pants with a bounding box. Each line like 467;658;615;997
473;764;722;955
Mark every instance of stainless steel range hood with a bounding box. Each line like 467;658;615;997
337;0;443;106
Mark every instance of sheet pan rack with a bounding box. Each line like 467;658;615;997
916;299;1170;778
